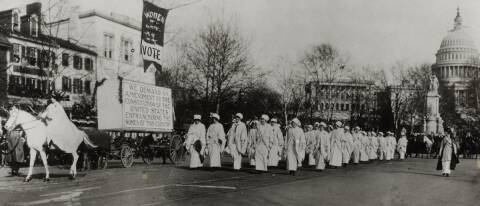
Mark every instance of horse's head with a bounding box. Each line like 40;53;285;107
5;106;20;131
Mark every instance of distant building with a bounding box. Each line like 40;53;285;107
305;79;380;126
0;3;97;118
432;8;480;110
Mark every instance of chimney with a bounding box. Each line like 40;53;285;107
68;6;81;43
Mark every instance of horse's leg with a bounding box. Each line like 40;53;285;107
70;152;79;179
25;149;37;182
38;150;50;181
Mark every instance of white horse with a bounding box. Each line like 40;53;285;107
4;106;93;182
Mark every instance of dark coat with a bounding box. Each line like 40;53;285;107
436;143;460;171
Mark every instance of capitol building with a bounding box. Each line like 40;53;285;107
432;8;480;110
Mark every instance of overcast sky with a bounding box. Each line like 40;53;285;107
3;0;480;73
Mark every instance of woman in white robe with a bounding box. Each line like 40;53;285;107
247;121;259;166
206;113;226;168
305;125;316;166
329;122;344;167
342;126;353;165
315;122;329;170
360;132;370;162
255;115;273;171
185;115;206;168
286;118;305;175
351;127;361;164
437;129;459;177
397;134;408;160
268;118;283;167
227;113;248;170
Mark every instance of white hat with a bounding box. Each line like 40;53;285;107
379;132;384;136
291;118;301;126
335;121;342;127
319;122;327;127
270;118;278;123
193;114;201;120
355;126;360;130
371;132;376;136
211;113;220;120
314;122;320;126
307;125;313;129
235;113;243;120
261;114;269;121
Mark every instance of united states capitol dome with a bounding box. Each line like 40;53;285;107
435;8;479;65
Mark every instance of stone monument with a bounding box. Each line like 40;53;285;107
425;74;444;135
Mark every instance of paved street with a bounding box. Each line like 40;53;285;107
0;158;479;206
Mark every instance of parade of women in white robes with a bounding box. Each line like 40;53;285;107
227;113;248;170
329;122;344;167
268;119;283;167
206;113;226;168
255;115;274;171
185;115;206;168
286;118;306;174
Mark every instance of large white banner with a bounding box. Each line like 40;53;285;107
122;80;173;132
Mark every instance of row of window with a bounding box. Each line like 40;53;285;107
61;53;94;70
61;77;91;95
317;102;372;112
11;44;94;71
438;52;476;61
8;75;53;98
103;34;134;63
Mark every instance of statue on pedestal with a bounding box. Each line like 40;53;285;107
425;74;443;135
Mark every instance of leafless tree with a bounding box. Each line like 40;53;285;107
300;43;348;121
185;19;253;114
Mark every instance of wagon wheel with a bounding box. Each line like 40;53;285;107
142;147;154;165
170;134;184;164
120;145;134;168
98;155;108;169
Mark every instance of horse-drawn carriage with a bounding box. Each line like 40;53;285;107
77;128;186;170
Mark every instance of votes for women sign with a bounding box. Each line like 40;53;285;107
141;1;168;72
122;80;173;132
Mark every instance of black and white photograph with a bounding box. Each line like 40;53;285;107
0;0;479;205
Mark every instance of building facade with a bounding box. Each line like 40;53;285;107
0;3;97;119
432;8;480;110
305;79;379;125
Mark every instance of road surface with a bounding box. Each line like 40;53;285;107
0;158;479;206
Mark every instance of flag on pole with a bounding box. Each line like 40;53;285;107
141;1;168;72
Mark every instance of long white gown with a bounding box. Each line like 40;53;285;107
397;136;408;160
227;121;247;170
206;122;226;167
255;123;273;171
315;130;329;170
185;123;206;168
329;128;344;167
268;124;283;166
286;126;306;171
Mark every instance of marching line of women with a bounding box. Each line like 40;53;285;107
184;113;410;175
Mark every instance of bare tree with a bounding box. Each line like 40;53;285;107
272;56;304;124
186;19;253;114
301;43;348;121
